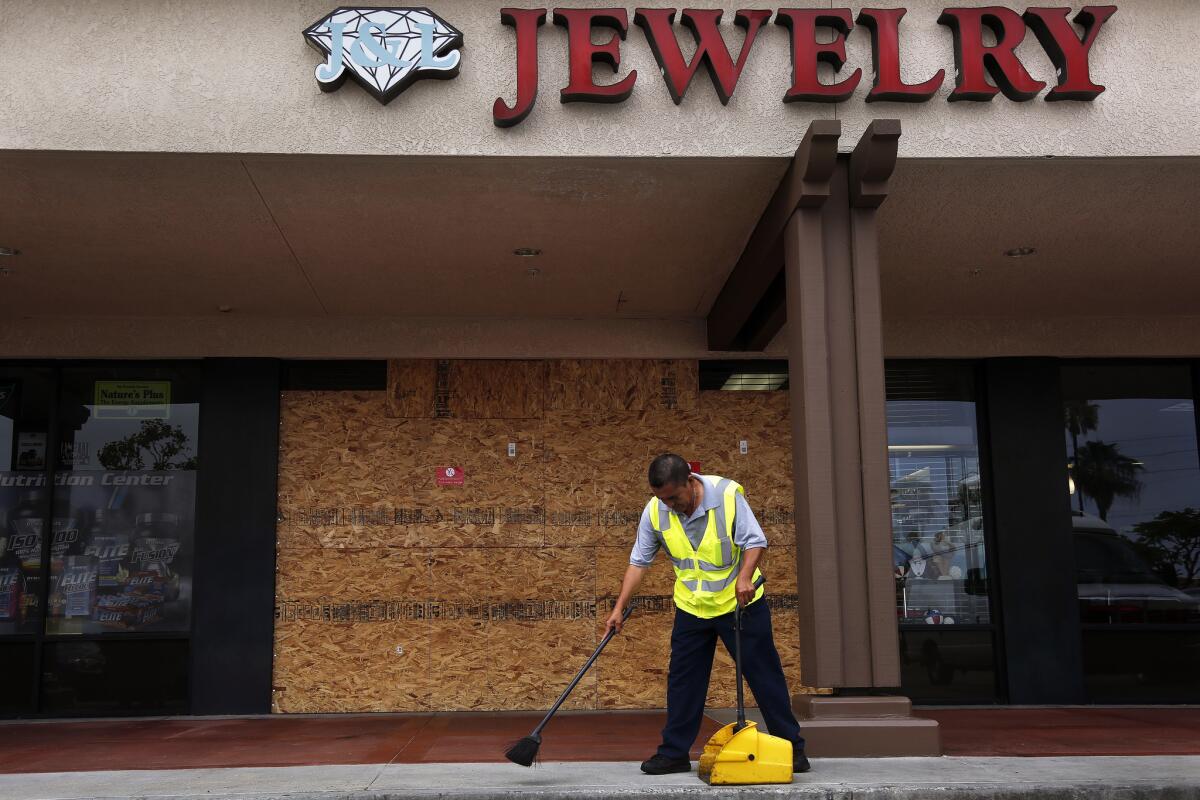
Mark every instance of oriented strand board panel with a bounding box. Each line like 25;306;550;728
542;409;694;547
387;359;545;419
443;360;546;419
276;548;429;602
596;605;674;709
387;359;436;418
272;620;430;713
274;361;808;714
596;546;676;601
489;620;598;710
279;403;545;549
427;618;491;710
546;360;697;412
386;362;547;422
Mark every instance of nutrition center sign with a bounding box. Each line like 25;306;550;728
306;6;1117;126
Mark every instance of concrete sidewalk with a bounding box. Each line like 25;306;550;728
4;757;1200;800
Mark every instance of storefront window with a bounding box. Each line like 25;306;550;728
47;367;201;636
1062;364;1200;701
887;362;996;702
0;368;53;639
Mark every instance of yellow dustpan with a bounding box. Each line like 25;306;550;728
698;581;793;785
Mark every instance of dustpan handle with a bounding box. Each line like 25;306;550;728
531;603;633;737
733;575;766;732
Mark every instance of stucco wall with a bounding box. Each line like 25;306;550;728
1;0;1196;159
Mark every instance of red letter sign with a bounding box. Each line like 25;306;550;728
634;8;772;105
856;8;944;102
1023;6;1117;101
776;9;862;103
938;7;1046;101
493;8;547;127
554;8;638;103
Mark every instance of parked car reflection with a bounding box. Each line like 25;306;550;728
897;511;1200;687
1073;512;1200;624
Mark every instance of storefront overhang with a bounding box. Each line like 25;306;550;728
2;151;1198;359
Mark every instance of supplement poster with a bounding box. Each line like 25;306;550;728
0;470;195;635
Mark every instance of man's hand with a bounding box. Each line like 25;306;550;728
608;564;646;636
605;605;627;636
735;574;756;607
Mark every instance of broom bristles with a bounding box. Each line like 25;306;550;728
504;735;542;767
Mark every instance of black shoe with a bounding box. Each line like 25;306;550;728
640;753;691;774
793;745;810;773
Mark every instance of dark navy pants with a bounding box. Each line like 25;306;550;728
657;599;805;760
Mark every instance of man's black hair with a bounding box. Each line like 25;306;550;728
648;453;691;488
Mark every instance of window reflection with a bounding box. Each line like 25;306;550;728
0;369;53;638
887;362;996;703
887;364;991;626
1062;364;1200;702
47;368;201;636
1063;365;1200;625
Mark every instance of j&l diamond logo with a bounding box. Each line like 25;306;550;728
303;7;464;105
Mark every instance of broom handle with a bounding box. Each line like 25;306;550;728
734;574;766;732
531;604;633;737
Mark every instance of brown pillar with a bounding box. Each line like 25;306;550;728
785;120;940;757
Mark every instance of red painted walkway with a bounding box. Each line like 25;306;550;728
915;707;1200;757
0;708;1197;774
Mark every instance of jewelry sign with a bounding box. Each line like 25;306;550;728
303;7;464;104
304;6;1117;124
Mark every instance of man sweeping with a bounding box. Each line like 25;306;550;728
604;453;809;775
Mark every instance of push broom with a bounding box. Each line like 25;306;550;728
505;604;633;766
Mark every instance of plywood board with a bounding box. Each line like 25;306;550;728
387;360;436;418
276;547;429;602
272;620;429;713
596;607;673;709
279;414;545;549
275;370;810;714
543;409;692;547
444;360;546;419
595;546;676;601
424;547;594;603
489;620;598;710
427;618;492;710
546;360;697;412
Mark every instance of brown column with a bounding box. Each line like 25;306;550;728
785;120;940;756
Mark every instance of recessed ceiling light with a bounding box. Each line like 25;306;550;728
218;305;233;313
513;247;541;257
1004;246;1036;258
0;247;20;257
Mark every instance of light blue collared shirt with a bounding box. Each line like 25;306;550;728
630;473;768;567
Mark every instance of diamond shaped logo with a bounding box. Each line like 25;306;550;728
304;7;464;105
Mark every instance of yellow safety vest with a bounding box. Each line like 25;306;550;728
645;475;764;619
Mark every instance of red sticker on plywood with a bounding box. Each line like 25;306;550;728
436;466;465;486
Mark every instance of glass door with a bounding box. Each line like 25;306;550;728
887;361;999;703
1062;363;1200;702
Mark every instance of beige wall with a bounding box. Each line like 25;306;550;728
1;1;1196;159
